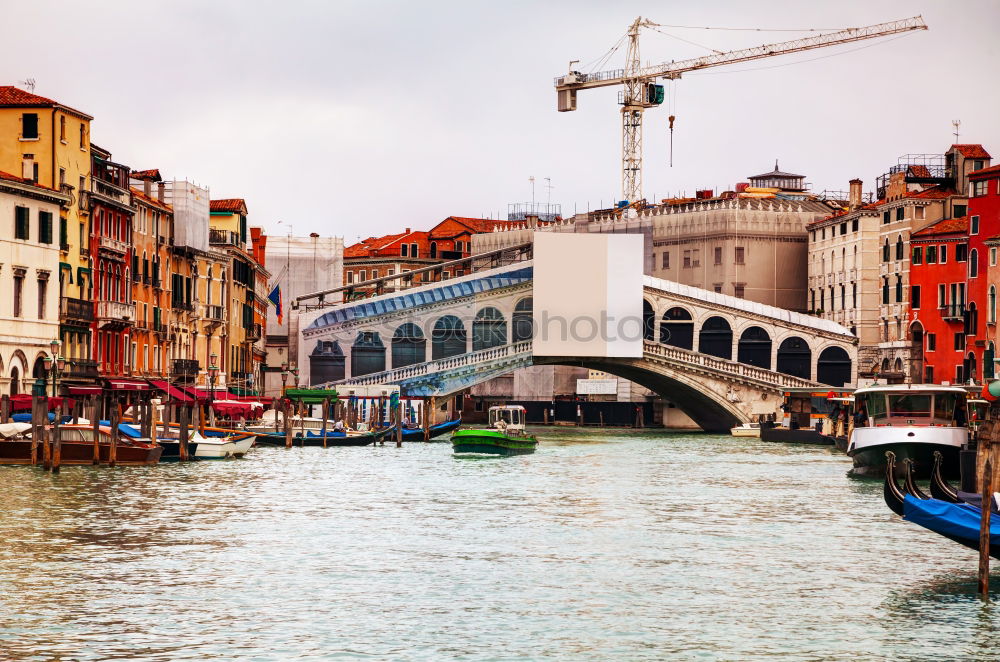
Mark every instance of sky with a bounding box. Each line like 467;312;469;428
5;0;999;243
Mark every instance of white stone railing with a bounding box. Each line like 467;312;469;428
642;341;817;389
334;341;533;387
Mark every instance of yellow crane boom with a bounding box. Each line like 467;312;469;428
555;16;928;204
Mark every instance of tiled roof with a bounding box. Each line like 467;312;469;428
970;163;1000;178
907;165;932;178
809;186;957;226
210;198;247;213
0;86;93;120
430;216;541;237
912;216;968;238
131;169;161;181
910;185;956;199
951;144;991;159
129;186;172;212
344;230;428;258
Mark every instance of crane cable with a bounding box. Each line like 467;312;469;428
647;23;853;32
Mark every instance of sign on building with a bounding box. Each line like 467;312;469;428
576;378;618;395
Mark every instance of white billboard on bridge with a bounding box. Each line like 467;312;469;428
532;233;643;358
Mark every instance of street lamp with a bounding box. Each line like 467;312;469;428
291;363;300;389
208;353;220;426
280;361;289;396
43;340;66;398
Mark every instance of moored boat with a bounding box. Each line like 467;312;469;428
401;418;462;442
452;405;537;456
902;495;1000;560
729;422;761;438
847;384;968;478
16;425;162;466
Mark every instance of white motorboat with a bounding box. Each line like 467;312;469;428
188;431;255;459
847;384;969;478
729;423;761;438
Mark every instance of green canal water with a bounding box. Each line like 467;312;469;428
1;428;998;661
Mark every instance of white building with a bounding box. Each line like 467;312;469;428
0;172;70;394
263;233;343;396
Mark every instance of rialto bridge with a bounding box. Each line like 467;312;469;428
294;237;857;432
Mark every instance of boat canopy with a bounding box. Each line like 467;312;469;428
285;388;340;404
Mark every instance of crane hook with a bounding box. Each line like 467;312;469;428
668;115;676;167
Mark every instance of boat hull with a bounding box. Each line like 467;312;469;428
848;442;960;478
253;432;375;447
0;439;161;466
451;430;537;455
193;436;255;459
759;426;835;445
401;419;462;442
729;425;761;438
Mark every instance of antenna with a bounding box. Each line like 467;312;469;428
544;177;554;208
529;176;535;208
952;119;961;142
18;78;35;93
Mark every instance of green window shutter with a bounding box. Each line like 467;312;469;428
59;217;68;248
38;211;52;244
14;206;29;240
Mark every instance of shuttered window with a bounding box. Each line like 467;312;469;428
15;206;29;240
38;211;53;244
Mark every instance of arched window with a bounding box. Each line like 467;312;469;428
351;331;385;377
9;366;19;395
429;242;437;259
660;307;693;349
512;297;533;342
970;248;979;278
310;341;345;384
391;323;425;368
737;326;771;369
882;238;890;262
472;307;506;351
989;285;996;324
698;316;732;360
776;336;811;379
895;275;903;303
895;235;904;260
432;315;467;359
642;300;655;341
986;342;996;380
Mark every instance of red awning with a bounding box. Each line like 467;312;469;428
149;380;194;403
211;400;254;420
106;379;150;391
8;394;76;412
67;385;103;396
179;387;208;404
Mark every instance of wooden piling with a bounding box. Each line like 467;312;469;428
543;407;548;425
51;399;64;473
91;398;101;465
979;450;992;601
150;398;158;447
284;399;293;449
321;397;330;449
29;395;39;466
41;397;51;471
1;393;9;423
179;404;190;462
198;400;206;436
422;396;430;441
396;399;403;448
599;410;604;427
109;398;118;468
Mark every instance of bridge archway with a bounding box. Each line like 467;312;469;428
698;316;732;360
310;340;345;384
817;346;852;386
473;307;506;351
432;315;467;360
642;299;655;341
512;297;533;342
776;336;811;380
392;323;426;368
660;307;693;349
737;326;771;369
351;332;385;377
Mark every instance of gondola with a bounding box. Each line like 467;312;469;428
400;419;461;442
929;450;961;503
883;451;907;516
902;495;1000;560
903;458;929;500
251;425;393;447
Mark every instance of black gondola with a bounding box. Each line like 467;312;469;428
883;451;907;516
929;450;961;503
903;458;929;500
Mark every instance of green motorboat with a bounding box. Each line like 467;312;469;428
451;405;537;455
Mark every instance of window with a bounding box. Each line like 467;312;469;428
895;276;903;303
346;271;354;284
820;289;826;310
954;332;964;352
692;249;700;267
14;206;29;240
882;278;889;305
387;268;395;276
925;366;934;382
971;215;980;235
59;115;66;142
852;283;857;308
938;283;946;308
926;245;937;264
13;272;23;317
410;243;418;258
927;333;936;351
895;236;903;261
38;211;52;244
912;246;923;265
661;251;669;269
400;243;408;257
810;289;815;310
883;211;890;224
714;284;723;294
956;243;968;262
939;245;947;263
734;283;745;299
714;247;722;265
840;222;847;235
372;269;379;279
992;247;998;267
683;250;691;268
822;228;826;239
896;207;904;221
735;247;745;265
852;219;859;232
841;284;845;309
970;249;979;278
359;270;367;281
911;285;921;309
59;217;67;249
21;113;38;139
882;239;890;262
79;123;86;149
990;286;996;324
953;204;967;218
36;277;46;318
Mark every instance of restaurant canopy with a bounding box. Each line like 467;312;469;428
148;380;194;403
9;394;76;412
284;388;339;404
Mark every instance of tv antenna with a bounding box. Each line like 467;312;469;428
18;78;35;93
952;119;961;141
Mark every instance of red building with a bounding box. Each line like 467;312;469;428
89;145;134;379
909;216;970;384
966;162;1000;380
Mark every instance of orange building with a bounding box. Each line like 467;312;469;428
128;169;172;378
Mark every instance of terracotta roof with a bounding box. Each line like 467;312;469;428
951;144;991;159
129;186;172;212
910;185;956;199
210;198;247;214
0;169;59;192
0;86;93;120
912;216;968;238
970;163;1000;179
906;165;932;178
344;230;429;258
130;169;161;181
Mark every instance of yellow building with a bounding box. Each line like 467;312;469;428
0;86;95;386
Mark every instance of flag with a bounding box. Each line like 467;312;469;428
268;285;283;325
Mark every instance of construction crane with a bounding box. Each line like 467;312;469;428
555;16;928;204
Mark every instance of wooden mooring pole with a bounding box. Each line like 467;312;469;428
321;397;330;449
108;397;119;468
51;398;65;473
979;453;991;601
284;399;293;449
179;404;190;462
91;396;101;465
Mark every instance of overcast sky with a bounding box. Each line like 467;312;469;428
5;0;998;242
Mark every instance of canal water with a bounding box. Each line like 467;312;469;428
0;428;997;661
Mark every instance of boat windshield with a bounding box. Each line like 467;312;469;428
861;390;966;425
490;408;522;427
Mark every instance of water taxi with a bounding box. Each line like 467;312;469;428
452;405;537;455
847;384;968;478
729;422;761;438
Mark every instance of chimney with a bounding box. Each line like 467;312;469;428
848;178;862;209
157;181;165;203
526;214;538;229
405;227;411;233
143;179;152;197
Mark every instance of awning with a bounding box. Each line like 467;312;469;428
67;385;103;396
178;387;208;404
148;380;194;403
9;394;76;412
106;379;150;391
211;400;258;420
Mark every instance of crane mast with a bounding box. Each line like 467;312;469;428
555;16;928;204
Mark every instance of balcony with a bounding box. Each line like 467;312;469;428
172;299;195;312
246;322;262;341
96;300;135;329
134;319;148;330
173;358;200;379
152;319;166;334
65;358;98;380
941;303;966;321
204;304;226;322
60;296;94;323
90;176;131;210
98;235;128;256
209;229;243;247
